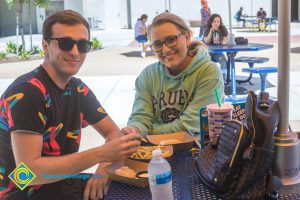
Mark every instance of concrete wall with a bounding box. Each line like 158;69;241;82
64;0;83;14
0;1;37;37
205;0;272;26
130;0;165;31
82;0;105;29
103;0;120;30
128;0;273;29
0;1;17;37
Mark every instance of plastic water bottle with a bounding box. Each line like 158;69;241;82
148;149;174;200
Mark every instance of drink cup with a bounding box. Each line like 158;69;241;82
207;103;233;141
213;32;217;44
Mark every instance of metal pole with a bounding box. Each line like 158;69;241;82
127;0;132;29
278;0;290;133
165;0;167;11
227;0;235;45
251;0;253;16
274;0;300;186
168;0;171;13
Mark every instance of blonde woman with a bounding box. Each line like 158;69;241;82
122;13;224;136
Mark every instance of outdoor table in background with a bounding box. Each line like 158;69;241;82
260;17;278;32
208;43;273;102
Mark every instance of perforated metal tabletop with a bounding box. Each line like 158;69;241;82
105;151;300;200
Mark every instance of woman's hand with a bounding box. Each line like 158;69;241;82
210;27;217;33
121;126;140;135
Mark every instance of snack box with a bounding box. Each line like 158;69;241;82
104;159;149;187
129;145;173;162
146;132;195;151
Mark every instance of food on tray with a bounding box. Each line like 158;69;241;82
115;166;136;178
136;171;149;178
159;139;182;145
130;146;172;160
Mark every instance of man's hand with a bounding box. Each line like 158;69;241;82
83;164;109;200
100;134;141;163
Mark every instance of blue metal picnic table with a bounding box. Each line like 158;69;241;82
104;149;300;200
208;43;273;102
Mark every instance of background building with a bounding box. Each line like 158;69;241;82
0;0;300;37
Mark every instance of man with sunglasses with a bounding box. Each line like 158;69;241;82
0;10;141;200
122;13;224;137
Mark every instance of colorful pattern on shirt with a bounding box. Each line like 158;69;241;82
0;66;107;199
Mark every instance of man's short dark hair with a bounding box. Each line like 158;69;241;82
42;10;90;40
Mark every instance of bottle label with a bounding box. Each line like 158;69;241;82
149;171;172;185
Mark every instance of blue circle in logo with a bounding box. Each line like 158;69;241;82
19;171;27;180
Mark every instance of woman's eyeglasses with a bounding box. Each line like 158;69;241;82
150;32;185;52
47;37;92;53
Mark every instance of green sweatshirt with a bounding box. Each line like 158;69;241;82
127;46;224;135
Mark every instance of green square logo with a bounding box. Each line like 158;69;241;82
8;162;36;190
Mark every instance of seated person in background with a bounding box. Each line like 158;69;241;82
0;10;141;200
234;7;246;27
134;14;148;58
121;13;224;136
203;14;228;81
257;8;267;19
257;8;267;31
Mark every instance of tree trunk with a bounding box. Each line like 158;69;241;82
29;0;33;50
16;0;25;49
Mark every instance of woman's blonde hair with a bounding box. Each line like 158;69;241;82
148;13;192;41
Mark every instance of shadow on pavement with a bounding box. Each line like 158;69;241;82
291;47;300;53
224;75;275;95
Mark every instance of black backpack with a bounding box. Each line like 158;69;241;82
194;91;281;200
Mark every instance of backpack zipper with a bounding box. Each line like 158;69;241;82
229;120;244;168
230;92;256;167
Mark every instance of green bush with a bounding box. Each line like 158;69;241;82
18;45;25;54
0;52;6;60
32;45;39;54
91;37;102;50
19;48;32;60
6;41;17;53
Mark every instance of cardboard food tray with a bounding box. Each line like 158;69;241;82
104;159;149;188
129;145;173;162
146;132;195;151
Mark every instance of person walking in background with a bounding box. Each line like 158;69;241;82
199;0;211;39
234;7;246;27
121;13;224;136
134;14;148;58
204;14;228;81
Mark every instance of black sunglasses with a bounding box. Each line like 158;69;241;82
47;37;92;53
150;32;185;52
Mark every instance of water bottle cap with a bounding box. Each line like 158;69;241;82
152;149;162;157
